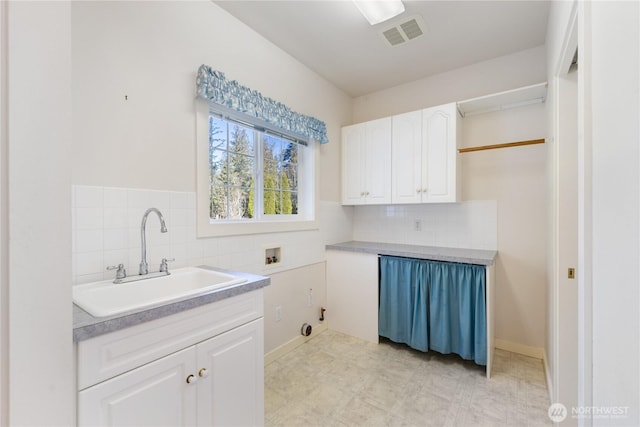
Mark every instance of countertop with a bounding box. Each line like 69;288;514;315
326;241;497;266
73;266;270;342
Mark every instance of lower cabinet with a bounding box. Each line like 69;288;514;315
78;318;264;427
76;290;265;426
78;346;197;426
326;250;495;378
197;318;264;427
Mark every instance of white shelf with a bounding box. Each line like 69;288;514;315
456;82;547;117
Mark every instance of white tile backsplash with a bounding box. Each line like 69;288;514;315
72;185;495;284
72;186;353;285
352;201;497;250
76;207;104;230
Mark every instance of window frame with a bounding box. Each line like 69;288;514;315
196;99;319;237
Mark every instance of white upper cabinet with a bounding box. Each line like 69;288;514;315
342;102;459;206
392;103;460;204
391;110;423;204
342;117;392;205
421;103;460;203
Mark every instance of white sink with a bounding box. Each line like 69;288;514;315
73;267;247;317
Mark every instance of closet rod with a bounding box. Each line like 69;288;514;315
458;138;545;153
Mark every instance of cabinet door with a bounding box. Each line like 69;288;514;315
392;111;423;204
78;347;197;427
363;117;392;204
341;124;366;205
422;103;458;202
196;318;264;427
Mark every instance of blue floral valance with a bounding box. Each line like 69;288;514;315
196;64;328;144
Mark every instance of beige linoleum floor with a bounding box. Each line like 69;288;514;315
265;330;551;427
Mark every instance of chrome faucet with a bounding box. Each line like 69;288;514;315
139;207;167;275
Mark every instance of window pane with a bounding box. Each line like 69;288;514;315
228;153;254;187
280;163;297;192
228;186;251;219
263;187;277;214
209;116;227;151
280;190;294;214
207;113;309;222
210;185;228;220
282;142;298;164
263;161;278;190
262;134;280;194
290;192;298;215
229;124;254;155
210;149;228;186
262;134;282;162
262;135;300;216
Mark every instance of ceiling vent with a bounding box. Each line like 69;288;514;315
380;15;426;46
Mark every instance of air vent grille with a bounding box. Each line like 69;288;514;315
400;19;423;40
382;27;405;46
379;15;426;47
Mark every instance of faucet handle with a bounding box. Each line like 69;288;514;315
160;258;175;273
107;264;127;279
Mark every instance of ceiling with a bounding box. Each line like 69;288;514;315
215;0;550;97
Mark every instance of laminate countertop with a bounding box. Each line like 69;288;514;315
326;241;497;266
73;266;270;342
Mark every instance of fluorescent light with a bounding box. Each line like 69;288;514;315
353;0;405;25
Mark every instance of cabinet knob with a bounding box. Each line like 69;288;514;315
186;374;197;384
198;368;209;378
416;189;421;194
365;191;370;196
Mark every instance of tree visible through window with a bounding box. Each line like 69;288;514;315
209;115;301;221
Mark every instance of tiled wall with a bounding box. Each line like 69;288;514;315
352;200;498;250
72;185;352;285
72;185;495;284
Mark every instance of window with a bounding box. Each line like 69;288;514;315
209;115;303;220
196;103;317;237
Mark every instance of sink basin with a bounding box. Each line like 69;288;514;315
73;267;247;317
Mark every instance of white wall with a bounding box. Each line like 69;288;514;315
352;45;546;123
70;1;354;357
264;263;326;354
589;1;639;423
461;104;547;351
351;49;548;352
0;1;7;424
7;1;74;425
71;1;350;202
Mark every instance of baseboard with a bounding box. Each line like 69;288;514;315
495;338;545;359
543;347;554;404
264;322;328;366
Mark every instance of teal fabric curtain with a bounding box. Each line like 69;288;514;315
378;257;429;351
378;256;487;365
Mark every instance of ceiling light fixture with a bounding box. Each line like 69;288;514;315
353;0;405;26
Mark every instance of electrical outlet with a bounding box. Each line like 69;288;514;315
275;306;282;322
308;288;313;307
568;268;575;279
414;219;422;231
